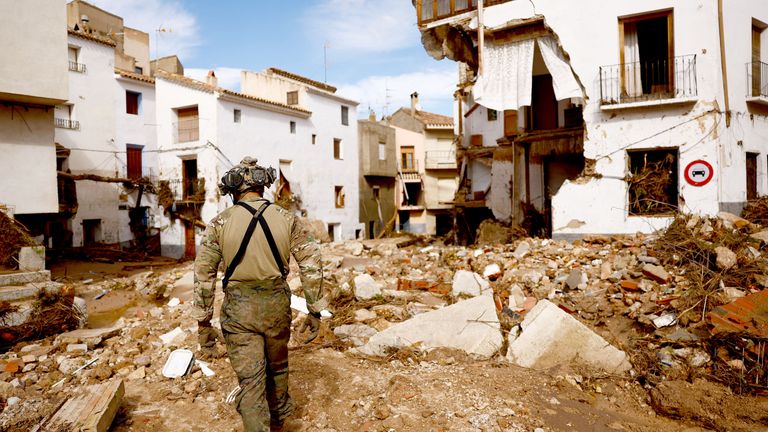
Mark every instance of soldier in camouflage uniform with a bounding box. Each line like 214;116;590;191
192;157;327;432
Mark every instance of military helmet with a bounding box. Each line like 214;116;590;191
219;157;276;195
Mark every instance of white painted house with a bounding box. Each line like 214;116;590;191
415;0;768;240
155;69;361;259
0;0;68;236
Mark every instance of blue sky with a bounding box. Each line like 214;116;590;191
91;0;457;117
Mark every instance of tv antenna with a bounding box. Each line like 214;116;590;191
155;25;172;60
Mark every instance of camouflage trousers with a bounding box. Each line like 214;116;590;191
221;279;293;432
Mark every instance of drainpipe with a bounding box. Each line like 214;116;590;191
717;0;731;127
478;0;485;76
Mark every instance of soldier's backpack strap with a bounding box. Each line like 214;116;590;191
231;200;289;280
221;200;270;289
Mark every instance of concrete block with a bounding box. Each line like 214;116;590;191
353;274;382;300
452;270;492;297
18;246;45;271
354;295;503;358
506;300;631;374
43;379;124;432
0;270;51;288
333;324;377;346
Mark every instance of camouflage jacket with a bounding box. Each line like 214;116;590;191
192;197;326;322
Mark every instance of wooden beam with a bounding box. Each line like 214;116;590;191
41;379;124;432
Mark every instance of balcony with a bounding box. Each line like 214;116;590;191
174;119;200;143
55;118;80;130
599;54;698;109
747;61;768;105
425;151;457;169
167;178;205;202
416;0;513;26
68;61;86;73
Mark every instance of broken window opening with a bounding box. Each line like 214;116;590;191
403;183;422;206
335;186;345;208
487;109;498;121
627;149;678;216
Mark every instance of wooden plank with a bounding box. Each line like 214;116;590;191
42;379;124;432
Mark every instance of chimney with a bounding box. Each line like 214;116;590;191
206;70;218;87
410;92;420;115
368;108;376;122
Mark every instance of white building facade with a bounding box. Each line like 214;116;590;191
416;0;768;239
156;69;361;259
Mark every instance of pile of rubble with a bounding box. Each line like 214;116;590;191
0;213;766;430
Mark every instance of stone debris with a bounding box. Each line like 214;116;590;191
353;296;502;359
451;270;492;298
353;274;383;300
507;300;631;374
333;324;378;347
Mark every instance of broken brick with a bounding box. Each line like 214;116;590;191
620;280;640;291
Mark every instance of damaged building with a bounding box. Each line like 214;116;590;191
414;0;768;239
389;94;459;236
358;113;398;239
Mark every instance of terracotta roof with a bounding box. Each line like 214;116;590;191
267;68;337;93
115;68;155;84
67;28;116;48
155;71;311;115
410;108;454;127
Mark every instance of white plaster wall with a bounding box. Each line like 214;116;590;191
302;92;361;239
0;0;68;104
463;102;504;148
155;79;219;258
57;36;124;246
0;106;58;214
459;0;768;237
241;71;307;107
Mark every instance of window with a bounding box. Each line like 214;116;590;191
619;10;674;99
335;186;345;208
287;91;299;105
290;121;296;134
134;66;143;74
373;186;380;200
312;134;317;145
747;152;759;200
126;91;141;115
234;109;241;123
751;20;767;97
487;109;498;121
627;149;678;216
67;46;85;73
341;106;349;125
378;142;386;161
401;147;415;171
333;138;342;159
126;145;143;179
176;106;199;143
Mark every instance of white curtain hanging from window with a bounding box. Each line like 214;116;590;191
474;38;535;111
623;22;643;98
536;36;583;102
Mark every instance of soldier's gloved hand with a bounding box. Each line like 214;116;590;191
298;312;321;344
198;321;219;360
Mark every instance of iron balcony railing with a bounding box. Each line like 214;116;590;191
425;150;457;169
55;118;80;130
416;0;513;26
747;61;768;98
174;119;200;143
599;54;697;106
68;61;86;73
167;178;205;202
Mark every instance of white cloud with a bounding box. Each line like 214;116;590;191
337;68;457;117
185;67;242;91
304;0;420;54
88;0;199;59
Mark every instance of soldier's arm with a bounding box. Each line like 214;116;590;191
290;216;328;314
193;220;223;323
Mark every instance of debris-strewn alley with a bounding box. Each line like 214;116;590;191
2;206;768;431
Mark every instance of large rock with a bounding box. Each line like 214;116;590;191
353;295;503;358
452;270;492;297
714;246;737;270
353;274;383;300
506;300;631;374
304;218;332;243
333;324;377;346
18;246;45;272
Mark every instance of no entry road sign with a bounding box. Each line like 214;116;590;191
684;160;714;187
